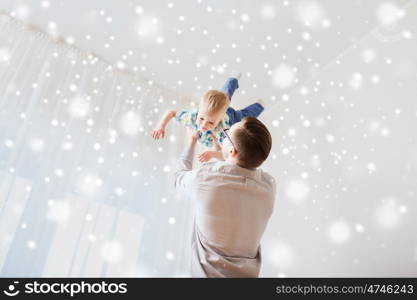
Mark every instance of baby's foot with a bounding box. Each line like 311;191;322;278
230;71;242;80
257;98;266;108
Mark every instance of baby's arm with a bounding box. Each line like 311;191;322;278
151;109;177;139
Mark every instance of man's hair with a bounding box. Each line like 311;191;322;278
233;117;272;169
200;90;229;114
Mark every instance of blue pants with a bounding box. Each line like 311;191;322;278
222;77;264;125
222;77;240;99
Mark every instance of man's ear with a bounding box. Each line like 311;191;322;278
229;147;238;157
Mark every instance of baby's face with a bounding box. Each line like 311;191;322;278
196;108;224;132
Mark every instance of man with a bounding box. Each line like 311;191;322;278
174;116;276;277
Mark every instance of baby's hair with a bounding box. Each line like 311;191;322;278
200;90;229;113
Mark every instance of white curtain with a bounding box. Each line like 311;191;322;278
0;13;194;277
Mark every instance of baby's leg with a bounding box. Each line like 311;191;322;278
241;102;264;118
222;77;240;100
226;102;264;124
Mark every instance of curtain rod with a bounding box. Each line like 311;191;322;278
0;9;191;101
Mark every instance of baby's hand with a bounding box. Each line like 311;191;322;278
198;151;216;163
151;127;165;139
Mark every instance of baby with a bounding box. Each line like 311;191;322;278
151;76;265;162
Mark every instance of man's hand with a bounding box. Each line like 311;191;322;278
187;127;200;146
211;132;222;151
151;126;166;139
198;151;216;162
198;150;224;162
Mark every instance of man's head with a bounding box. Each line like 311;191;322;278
196;90;229;132
222;117;272;169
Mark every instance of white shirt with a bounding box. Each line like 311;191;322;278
174;144;276;277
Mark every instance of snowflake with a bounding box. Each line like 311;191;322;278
272;64;296;89
101;241;123;264
328;221;351;244
286;179;310;204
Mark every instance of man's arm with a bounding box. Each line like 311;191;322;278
174;129;199;190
